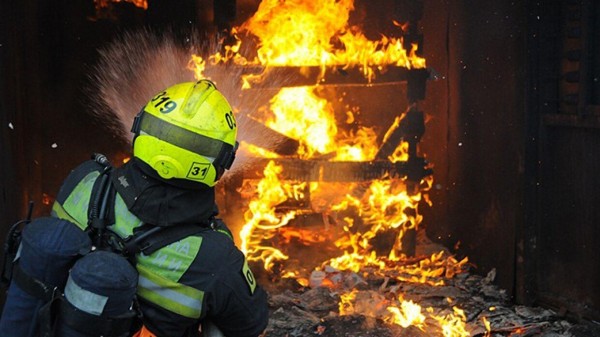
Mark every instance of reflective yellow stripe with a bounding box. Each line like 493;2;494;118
110;194;142;238
51;202;84;229
136;264;204;318
61;171;100;229
136;235;202;282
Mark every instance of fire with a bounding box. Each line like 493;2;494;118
93;0;148;11
238;0;425;73
240;0;354;67
236;72;467;283
482;316;492;337
339;289;473;336
187;54;207;81
91;0;148;21
250;86;379;161
394;251;469;285
239;161;297;271
385;297;426;329
196;0;426;85
182;1;474;335
262;87;338;158
338;289;358;315
430;307;471;337
334;127;379;161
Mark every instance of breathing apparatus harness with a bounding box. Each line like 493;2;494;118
86;153;213;262
0;153;217;337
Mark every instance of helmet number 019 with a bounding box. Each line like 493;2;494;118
225;111;236;130
152;91;178;114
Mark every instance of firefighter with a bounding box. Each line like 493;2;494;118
49;80;269;337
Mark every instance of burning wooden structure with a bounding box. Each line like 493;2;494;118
189;4;441;303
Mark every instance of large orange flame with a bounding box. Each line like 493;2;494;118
203;0;426;84
239;0;426;70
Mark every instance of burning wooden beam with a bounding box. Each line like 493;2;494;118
243;157;432;182
206;66;430;90
237;114;300;155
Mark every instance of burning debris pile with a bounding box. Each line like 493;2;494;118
255;230;586;337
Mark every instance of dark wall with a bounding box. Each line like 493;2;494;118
422;0;600;320
421;0;526;295
1;1;138;223
538;126;600;319
525;0;600;320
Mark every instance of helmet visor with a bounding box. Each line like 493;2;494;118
132;111;236;169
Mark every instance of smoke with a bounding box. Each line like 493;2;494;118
86;28;297;177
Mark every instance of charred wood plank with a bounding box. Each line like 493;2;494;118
215;65;430;88
243;158;432;182
237;114;300;155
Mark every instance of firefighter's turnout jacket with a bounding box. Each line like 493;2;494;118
51;158;269;337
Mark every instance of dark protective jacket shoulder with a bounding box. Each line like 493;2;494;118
190;225;268;337
140;224;269;337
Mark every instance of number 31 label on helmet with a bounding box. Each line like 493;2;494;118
187;162;210;180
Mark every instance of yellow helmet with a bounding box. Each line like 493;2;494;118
131;80;238;187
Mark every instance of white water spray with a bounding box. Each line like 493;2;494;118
87;28;296;177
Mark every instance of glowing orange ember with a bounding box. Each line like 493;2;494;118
42;193;53;206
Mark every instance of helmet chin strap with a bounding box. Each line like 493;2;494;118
130;109;144;144
216;141;239;170
213;141;238;181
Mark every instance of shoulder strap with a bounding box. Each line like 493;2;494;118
122;222;210;260
1;202;35;287
87;154;115;248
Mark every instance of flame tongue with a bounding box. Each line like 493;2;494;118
242;0;354;66
264;87;338;158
